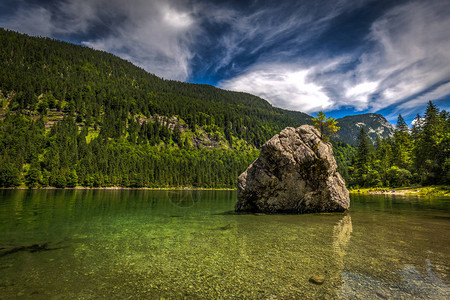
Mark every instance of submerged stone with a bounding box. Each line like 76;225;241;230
235;125;350;213
309;275;325;285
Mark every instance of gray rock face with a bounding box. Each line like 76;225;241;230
235;125;350;213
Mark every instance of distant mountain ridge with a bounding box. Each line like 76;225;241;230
335;113;395;146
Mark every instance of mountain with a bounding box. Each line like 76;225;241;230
0;28;316;188
0;28;312;148
0;28;391;188
335;113;394;146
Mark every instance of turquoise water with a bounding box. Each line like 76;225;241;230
0;190;449;299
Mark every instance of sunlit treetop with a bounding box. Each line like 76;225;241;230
311;111;340;141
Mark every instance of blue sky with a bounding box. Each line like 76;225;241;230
1;0;449;124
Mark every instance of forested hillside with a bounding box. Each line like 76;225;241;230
349;102;449;187
7;28;436;189
0;28;317;188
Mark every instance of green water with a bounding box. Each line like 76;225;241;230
0;190;449;299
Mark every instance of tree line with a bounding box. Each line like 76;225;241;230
348;101;449;187
0;112;259;188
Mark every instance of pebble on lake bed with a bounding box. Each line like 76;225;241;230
309;275;325;285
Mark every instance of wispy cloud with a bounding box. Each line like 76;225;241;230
81;0;199;80
0;0;200;80
398;82;450;110
214;0;372;112
385;81;450;122
219;0;450;118
344;0;450;112
344;82;379;109
0;5;54;37
204;0;369;74
0;0;449;120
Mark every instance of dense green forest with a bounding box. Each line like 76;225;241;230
0;28;313;188
1;29;447;189
349;101;449;187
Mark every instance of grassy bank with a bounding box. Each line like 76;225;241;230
349;185;450;196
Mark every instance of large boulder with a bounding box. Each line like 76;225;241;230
235;125;350;213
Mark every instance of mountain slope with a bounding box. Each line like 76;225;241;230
0;28;312;149
0;28;391;188
0;28;316;188
335;113;394;146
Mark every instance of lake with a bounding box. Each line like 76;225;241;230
0;190;449;299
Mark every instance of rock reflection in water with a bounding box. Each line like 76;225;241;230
333;215;353;262
230;213;354;298
330;214;353;296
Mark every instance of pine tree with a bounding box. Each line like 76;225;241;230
396;114;409;133
350;127;376;187
311;111;340;141
0;161;22;187
411;114;423;140
25;163;42;188
414;101;441;183
355;127;373;167
392;114;411;169
375;137;393;186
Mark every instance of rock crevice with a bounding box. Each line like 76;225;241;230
235;125;350;213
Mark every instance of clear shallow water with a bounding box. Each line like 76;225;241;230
0;190;449;299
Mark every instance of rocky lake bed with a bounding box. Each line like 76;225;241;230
0;190;449;299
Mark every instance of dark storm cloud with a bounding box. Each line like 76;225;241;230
0;0;449;120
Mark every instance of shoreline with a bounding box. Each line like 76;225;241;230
0;186;236;191
350;186;450;196
350;189;413;195
2;186;448;195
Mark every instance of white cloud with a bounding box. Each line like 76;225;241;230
410;116;425;127
219;65;332;113
384;81;450;122
399;82;450;110
82;1;198;80
346;82;378;98
285;0;450;117
1;0;200;81
217;0;450;115
79;0;199;80
344;0;450;112
56;0;98;33
0;6;54;37
162;5;193;28
344;81;379;110
1;0;449;114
